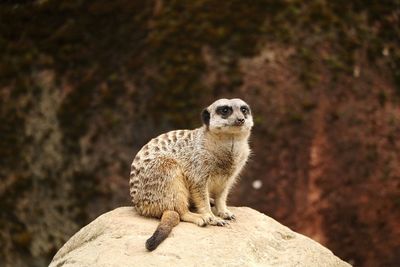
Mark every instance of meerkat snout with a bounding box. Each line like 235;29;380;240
235;118;245;126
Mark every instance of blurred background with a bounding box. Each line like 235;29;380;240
1;1;399;266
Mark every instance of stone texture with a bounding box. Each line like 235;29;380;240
49;207;351;267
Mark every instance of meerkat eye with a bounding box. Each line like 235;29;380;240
241;106;249;114
216;105;232;117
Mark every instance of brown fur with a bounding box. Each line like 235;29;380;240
129;98;253;251
145;210;180;251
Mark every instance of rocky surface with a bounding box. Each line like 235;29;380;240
49;207;350;267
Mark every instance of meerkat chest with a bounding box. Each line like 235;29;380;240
207;147;248;197
208;142;249;177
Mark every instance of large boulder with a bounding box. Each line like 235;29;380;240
49;207;350;267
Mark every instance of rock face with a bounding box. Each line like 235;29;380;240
49;207;350;267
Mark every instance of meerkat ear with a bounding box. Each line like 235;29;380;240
201;109;210;126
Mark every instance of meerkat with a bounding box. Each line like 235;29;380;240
129;98;253;251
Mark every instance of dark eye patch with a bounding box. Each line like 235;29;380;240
240;105;251;117
216;105;233;118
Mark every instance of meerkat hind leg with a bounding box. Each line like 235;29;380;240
174;189;226;227
180;211;208;227
172;187;208;227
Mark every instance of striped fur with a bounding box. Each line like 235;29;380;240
129;98;253;250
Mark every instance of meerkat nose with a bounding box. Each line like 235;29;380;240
235;118;245;126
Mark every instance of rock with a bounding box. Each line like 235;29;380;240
49;207;350;267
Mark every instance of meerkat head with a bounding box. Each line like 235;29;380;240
201;98;253;134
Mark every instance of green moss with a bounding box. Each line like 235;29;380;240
393;196;400;209
378;91;387;107
302;101;317;112
288;112;304;124
325;56;347;72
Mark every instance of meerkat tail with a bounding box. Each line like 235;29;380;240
145;210;180;251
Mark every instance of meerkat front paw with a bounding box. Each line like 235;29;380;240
210;216;229;226
195;217;208;227
201;213;228;226
217;210;236;220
